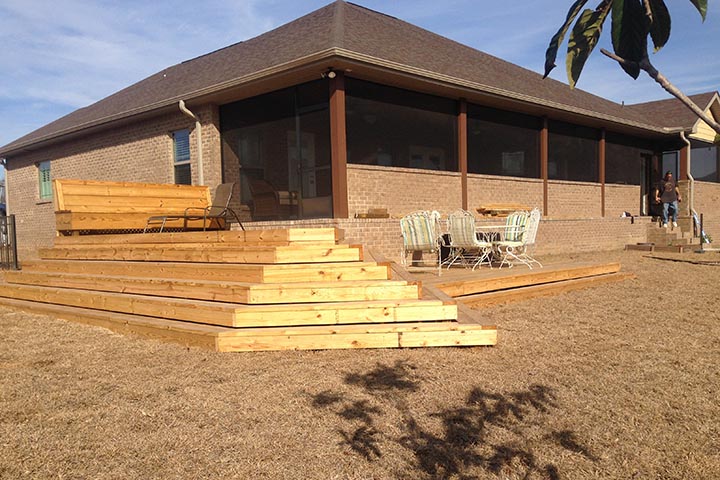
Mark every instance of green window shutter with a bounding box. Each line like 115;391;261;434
38;161;52;200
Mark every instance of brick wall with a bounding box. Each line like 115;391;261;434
6;105;222;258
347;164;461;216
467;174;543;211
240;215;649;262
694;181;720;241
547;180;602;218
604;184;640;217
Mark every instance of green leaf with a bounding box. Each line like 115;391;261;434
611;0;649;79
544;0;590;78
714;133;720;146
648;0;671;52
566;8;611;88
689;0;708;21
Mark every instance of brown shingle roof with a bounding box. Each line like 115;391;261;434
0;1;697;156
625;92;719;131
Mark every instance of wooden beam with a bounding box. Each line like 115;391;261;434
4;271;420;304
0;284;455;328
541;117;549;216
329;72;349;219
458;99;468;210
0;296;495;351
680;144;689;180
460;272;635;307
38;244;362;264
20;260;391;283
599;128;606;217
434;262;621;297
53;228;340;246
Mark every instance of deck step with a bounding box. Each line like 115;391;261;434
3;271;420;304
434;262;620;297
53;227;340;246
38;244;362;264
460;272;635;307
0;297;495;352
0;283;455;328
20;260;391;283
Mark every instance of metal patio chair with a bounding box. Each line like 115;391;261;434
445;209;494;270
400;210;443;275
493;209;542;269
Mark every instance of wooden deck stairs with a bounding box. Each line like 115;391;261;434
0;228;497;352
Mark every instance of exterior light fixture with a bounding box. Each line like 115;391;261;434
322;68;337;79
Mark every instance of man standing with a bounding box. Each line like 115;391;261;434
654;171;682;228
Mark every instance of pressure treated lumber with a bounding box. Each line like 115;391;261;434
0;296;494;351
52;228;340;246
19;260;390;283
56;212;217;232
4;271;420;304
433;262;621;297
54;179;214;233
38;244;363;264
218;323;496;351
460;272;635;307
0;284;455;327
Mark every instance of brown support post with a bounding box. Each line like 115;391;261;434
679;144;689;180
541;117;549;216
329;72;349;219
599;129;606;217
458;99;468;210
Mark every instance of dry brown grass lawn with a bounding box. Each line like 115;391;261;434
1;250;719;479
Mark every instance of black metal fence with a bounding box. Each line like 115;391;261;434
0;215;19;270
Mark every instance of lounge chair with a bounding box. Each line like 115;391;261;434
445;209;494;270
144;182;243;233
400;210;443;275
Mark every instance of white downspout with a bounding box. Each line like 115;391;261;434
178;100;204;185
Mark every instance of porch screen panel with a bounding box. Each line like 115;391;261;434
691;141;719;183
345;79;457;171
605;132;653;185
548;121;599;182
220;80;331;220
467;105;540;178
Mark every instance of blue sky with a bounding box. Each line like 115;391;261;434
1;0;719;152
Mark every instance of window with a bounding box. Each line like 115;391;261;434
38;161;52;200
346;79;457;171
548;121;599;182
467;105;540;178
173;129;191;185
691;140;719;183
605;132;653;185
220;80;332;220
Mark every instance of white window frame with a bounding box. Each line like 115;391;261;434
172;129;191;185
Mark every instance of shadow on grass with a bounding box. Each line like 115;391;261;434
309;361;597;479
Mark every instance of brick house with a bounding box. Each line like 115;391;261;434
1;1;718;259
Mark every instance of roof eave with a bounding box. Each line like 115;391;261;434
2;46;685;157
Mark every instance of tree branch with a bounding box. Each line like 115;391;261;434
601;49;720;136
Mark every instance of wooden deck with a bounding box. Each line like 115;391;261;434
0;224;631;351
0;227;496;352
